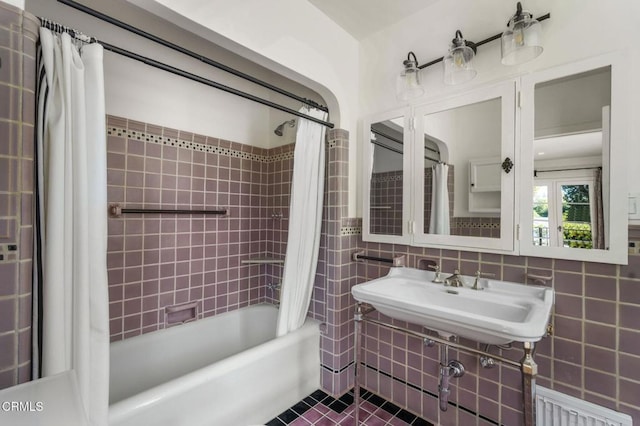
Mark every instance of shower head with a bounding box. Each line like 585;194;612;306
274;119;296;136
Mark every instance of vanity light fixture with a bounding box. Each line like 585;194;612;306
397;2;549;94
443;30;477;85
396;51;425;101
501;2;544;65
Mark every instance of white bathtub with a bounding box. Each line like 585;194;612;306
108;304;321;426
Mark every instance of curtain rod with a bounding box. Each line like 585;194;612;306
370;140;440;164
371;128;440;155
56;0;328;113
101;40;334;128
38;17;334;129
49;2;335;129
534;166;601;177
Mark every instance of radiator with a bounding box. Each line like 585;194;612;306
536;386;632;426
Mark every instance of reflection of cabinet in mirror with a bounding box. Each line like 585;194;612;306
469;157;501;213
520;52;628;264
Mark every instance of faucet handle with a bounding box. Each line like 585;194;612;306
472;270;495;290
472;272;484;291
427;263;444;283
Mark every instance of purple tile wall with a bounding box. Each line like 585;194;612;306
319;129;640;424
353;245;640;425
319;130;359;394
369;171;403;236
0;4;37;390
106;116;292;340
263;144;294;305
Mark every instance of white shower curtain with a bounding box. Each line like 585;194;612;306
276;107;328;336
34;29;109;425
429;163;450;235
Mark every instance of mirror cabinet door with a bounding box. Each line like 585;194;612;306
362;109;412;244
413;82;516;252
520;53;628;263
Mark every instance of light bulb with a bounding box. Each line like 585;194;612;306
501;3;543;65
453;49;465;68
514;24;525;47
396;54;425;100
443;32;477;85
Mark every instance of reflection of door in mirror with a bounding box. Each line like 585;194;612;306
369;118;404;235
532;66;610;250
422;97;502;238
533;180;597;249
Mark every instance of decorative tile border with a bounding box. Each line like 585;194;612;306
451;218;501;229
340;225;362;236
371;174;403;183
107;126;294;163
269;150;296;162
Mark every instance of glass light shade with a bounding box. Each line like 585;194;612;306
396;59;425;101
501;13;543;65
443;44;477;85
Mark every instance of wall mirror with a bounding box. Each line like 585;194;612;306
363;108;412;244
413;82;516;252
520;53;628;263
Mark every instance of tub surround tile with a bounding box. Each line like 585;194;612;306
107;116;298;340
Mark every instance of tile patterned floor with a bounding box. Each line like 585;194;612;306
266;389;433;426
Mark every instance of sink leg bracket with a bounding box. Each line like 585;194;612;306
521;341;537;426
352;305;539;426
353;303;364;425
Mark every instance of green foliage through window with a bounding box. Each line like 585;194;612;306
563;222;592;249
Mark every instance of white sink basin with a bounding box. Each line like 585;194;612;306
351;267;554;345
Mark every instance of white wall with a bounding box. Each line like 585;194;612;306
25;0;324;149
26;0;640;217
1;0;23;9
128;0;361;215
359;0;640;216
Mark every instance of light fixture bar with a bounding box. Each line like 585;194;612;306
417;13;550;70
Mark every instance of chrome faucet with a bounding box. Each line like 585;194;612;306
444;269;465;288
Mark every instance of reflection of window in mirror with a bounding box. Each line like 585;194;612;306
533;178;598;249
533;66;611;250
422;97;502;238
369;119;404;236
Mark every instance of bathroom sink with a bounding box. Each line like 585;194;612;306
351;267;554;345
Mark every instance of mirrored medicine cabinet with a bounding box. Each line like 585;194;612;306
362;52;628;264
518;53;628;264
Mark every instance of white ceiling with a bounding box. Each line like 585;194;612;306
534;132;603;161
306;0;441;40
